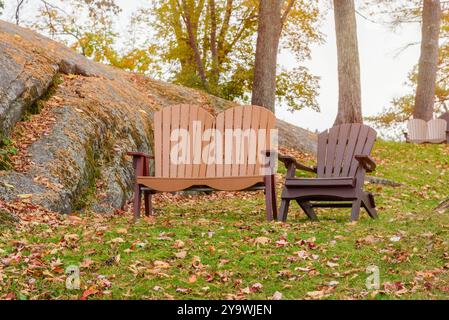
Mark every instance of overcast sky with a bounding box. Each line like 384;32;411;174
277;7;421;132
1;1;422;133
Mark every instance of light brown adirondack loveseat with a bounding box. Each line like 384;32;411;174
128;105;278;221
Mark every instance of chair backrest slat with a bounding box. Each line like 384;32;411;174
239;106;253;176
152;105;276;178
254;107;269;177
340;124;362;177
316;132;327;176
184;106;196;178
177;105;190;178
231;106;243;176
223;107;234;177
324;126;339;177
348;125;370;177
215;112;225;177
162;107;171;177
199;115;214;177
205;120;217;178
154;110;163;177
317;123;376;179
169;105;181;178
247;106;261;177
332;123;351;177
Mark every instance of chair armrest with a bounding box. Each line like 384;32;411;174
278;154;317;174
126;152;154;159
355;154;376;173
127;152;153;177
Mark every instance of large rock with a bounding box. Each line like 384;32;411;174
0;20;317;213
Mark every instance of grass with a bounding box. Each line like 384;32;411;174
0;140;449;300
0;135;17;171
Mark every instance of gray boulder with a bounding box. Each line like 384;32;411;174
0;20;317;213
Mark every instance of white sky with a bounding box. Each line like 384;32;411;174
277;8;421;132
1;0;422;133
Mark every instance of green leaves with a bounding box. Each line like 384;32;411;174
145;0;321;108
0;136;17;171
276;67;320;112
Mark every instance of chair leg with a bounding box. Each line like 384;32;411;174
362;193;378;219
264;176;274;221
279;199;290;222
270;175;278;221
351;198;362;221
133;184;142;221
297;200;318;221
144;191;152;217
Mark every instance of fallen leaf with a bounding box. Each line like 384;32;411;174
327;261;339;268
326;281;339;287
188;274;197;283
80;258;95;268
306;290;326;299
173;240;185;248
17;194;33;199
154;260;170;269
174;251;187;259
390;236;401;242
250;283;263;293
254;237;271;245
80;288;98;300
272;291;283;300
116;228;128;234
109;237;125;244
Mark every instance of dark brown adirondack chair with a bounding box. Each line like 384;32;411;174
278;123;378;222
127;104;278;221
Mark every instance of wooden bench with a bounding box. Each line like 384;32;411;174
128;104;278;221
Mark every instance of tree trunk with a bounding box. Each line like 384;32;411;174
333;0;363;126
413;0;441;121
251;0;282;113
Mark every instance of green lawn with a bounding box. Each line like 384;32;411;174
1;140;449;300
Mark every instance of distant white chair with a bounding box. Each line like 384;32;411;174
405;118;448;144
428;119;447;143
406;119;427;144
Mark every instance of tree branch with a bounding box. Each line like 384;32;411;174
217;0;233;57
280;0;295;31
208;0;219;83
15;0;26;25
178;0;209;88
